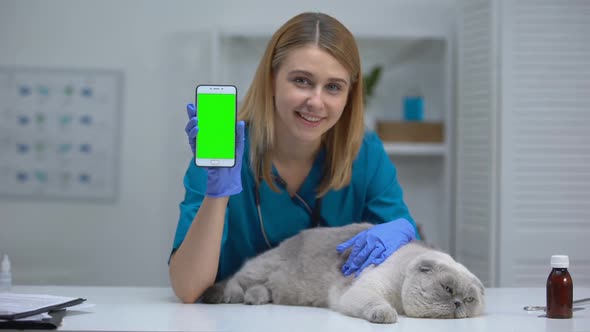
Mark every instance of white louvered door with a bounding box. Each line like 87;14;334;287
499;0;590;286
456;0;499;287
457;0;590;287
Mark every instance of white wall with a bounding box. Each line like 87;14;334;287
0;0;456;286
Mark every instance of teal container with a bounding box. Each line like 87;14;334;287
403;95;424;121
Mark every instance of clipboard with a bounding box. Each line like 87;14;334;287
0;297;85;320
0;309;66;330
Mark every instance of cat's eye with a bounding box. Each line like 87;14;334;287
441;284;453;294
464;297;475;303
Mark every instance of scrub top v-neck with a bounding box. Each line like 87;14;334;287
172;125;417;282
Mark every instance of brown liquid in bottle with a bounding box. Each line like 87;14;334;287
546;255;573;319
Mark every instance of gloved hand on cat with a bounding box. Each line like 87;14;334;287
336;218;416;277
185;103;245;197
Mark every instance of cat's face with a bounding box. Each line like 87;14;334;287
401;256;485;319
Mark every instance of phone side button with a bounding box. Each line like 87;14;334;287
211;160;220;165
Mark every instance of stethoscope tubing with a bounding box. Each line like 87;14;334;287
254;183;324;249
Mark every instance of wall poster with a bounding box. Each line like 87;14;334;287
0;67;123;201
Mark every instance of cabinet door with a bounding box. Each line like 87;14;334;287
456;0;499;287
457;0;590;287
498;0;590;287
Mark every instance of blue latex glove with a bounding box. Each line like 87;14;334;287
336;218;416;277
185;103;245;197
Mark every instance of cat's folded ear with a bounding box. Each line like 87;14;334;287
413;258;438;274
475;278;485;295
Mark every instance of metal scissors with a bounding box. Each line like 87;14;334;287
523;297;590;311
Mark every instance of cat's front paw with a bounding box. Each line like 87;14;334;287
222;280;245;303
364;303;398;324
201;283;225;304
244;285;271;305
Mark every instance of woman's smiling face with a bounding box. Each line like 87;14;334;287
272;45;351;146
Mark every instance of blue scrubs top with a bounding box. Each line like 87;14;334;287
172;127;418;282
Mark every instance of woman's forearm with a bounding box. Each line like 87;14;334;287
169;196;229;303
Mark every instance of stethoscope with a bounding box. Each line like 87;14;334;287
255;181;325;249
523;298;590;311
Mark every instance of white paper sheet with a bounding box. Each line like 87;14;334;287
0;293;84;321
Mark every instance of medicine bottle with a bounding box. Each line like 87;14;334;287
0;254;11;291
546;255;573;319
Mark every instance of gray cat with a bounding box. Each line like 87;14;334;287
202;223;485;324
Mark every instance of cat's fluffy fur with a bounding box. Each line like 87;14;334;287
202;223;485;324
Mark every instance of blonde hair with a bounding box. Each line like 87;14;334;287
239;12;365;197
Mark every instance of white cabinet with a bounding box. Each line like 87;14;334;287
456;0;590;287
211;27;455;253
354;35;453;253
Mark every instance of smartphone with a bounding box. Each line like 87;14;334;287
195;84;237;167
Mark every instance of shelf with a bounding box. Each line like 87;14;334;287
211;28;453;254
383;142;447;156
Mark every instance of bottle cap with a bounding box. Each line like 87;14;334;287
551;255;569;268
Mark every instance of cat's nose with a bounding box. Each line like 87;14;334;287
454;300;462;308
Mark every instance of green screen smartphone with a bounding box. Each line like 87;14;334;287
195;84;237;167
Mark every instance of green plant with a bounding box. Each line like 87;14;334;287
362;65;383;106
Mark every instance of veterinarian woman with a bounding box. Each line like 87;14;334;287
169;12;419;303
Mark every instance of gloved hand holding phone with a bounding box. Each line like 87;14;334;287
185;103;245;198
336;218;416;277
